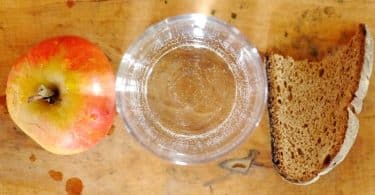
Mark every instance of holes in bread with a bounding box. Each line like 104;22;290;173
317;137;321;144
278;99;282;104
287;86;293;101
335;94;340;104
288;93;293;101
302;124;308;128
273;158;280;165
323;155;332;166
287;86;292;92
291;151;295;159
319;68;325;77
340;91;344;98
297;148;304;156
277;85;281;93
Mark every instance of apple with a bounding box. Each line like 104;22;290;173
6;36;115;155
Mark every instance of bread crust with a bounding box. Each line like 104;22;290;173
307;24;373;185
266;24;373;185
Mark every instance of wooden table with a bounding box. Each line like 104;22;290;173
0;0;374;194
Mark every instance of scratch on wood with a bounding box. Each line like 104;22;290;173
203;172;233;187
252;161;273;168
209;185;213;194
219;149;259;174
203;149;265;187
362;114;375;119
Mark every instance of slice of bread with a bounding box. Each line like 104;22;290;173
266;24;373;184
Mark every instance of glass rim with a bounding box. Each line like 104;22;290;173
116;13;267;164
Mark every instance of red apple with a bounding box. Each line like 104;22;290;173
6;36;115;155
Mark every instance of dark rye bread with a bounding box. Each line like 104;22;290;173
266;24;373;184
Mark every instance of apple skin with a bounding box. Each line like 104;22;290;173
6;36;115;155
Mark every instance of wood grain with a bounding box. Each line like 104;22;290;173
0;0;374;194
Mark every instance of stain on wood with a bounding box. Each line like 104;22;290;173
66;177;83;195
66;0;75;8
29;154;36;162
107;125;115;136
48;170;63;181
210;9;216;16
284;31;288;38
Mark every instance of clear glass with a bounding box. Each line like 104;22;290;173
116;13;267;164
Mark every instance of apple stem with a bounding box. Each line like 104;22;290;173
28;85;59;104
